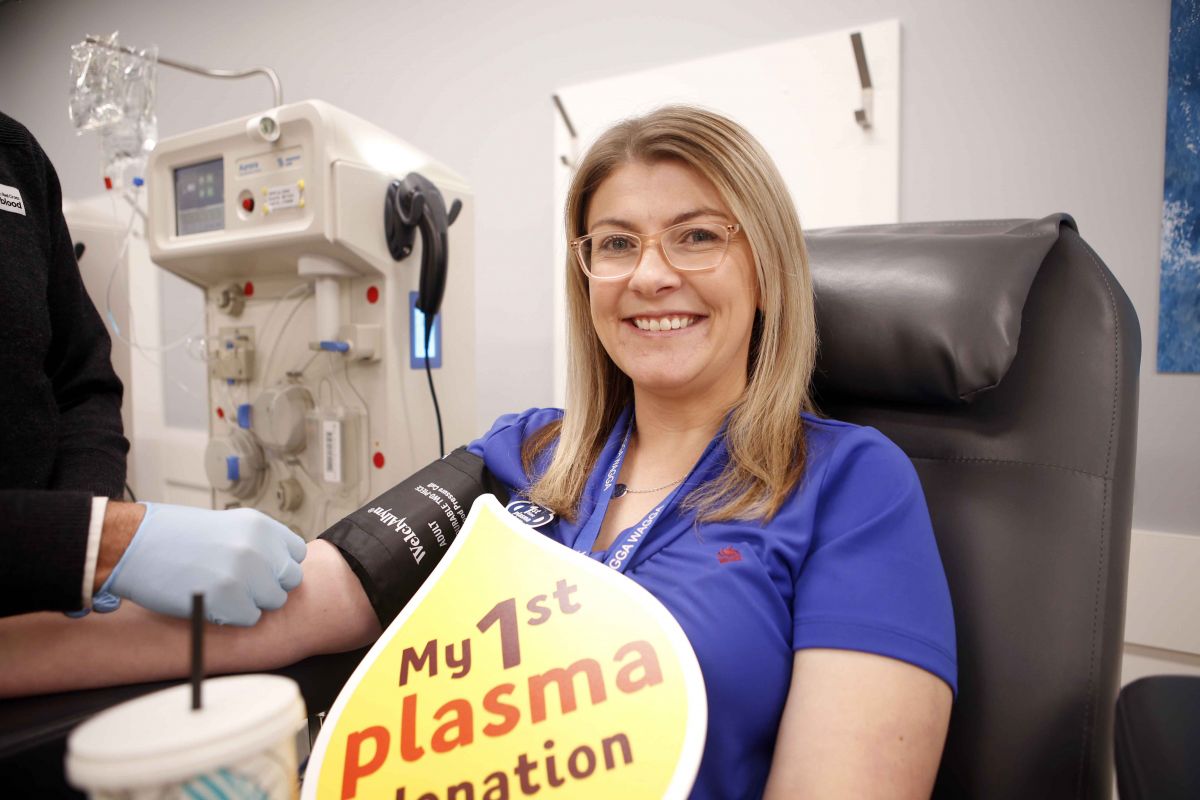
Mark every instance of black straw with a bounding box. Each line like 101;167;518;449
190;593;204;710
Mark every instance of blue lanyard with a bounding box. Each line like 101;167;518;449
572;407;709;574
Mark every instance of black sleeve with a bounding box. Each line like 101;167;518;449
0;114;128;616
319;447;510;628
0;490;94;616
37;135;128;499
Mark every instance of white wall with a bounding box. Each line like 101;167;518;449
0;0;1193;538
1122;528;1200;687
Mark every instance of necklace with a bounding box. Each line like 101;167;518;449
612;476;685;498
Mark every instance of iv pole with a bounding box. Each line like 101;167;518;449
83;35;284;107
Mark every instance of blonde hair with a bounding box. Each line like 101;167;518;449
524;106;817;523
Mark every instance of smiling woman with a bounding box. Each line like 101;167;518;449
499;106;957;798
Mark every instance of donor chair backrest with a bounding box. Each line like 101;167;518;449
806;214;1140;799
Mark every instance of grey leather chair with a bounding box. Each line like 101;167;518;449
806;214;1140;799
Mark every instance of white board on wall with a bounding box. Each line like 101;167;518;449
551;20;901;405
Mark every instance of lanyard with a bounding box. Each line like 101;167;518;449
572;407;712;574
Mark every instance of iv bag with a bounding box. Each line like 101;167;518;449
69;32;159;179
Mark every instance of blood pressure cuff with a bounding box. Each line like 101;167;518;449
318;447;510;628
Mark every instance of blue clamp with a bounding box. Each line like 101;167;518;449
319;340;350;353
225;455;240;482
132;176;145;187
237;403;252;429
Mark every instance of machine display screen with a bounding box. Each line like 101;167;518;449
174;158;225;236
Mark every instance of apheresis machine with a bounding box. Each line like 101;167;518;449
147;100;475;537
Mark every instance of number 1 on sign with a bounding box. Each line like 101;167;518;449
476;579;582;670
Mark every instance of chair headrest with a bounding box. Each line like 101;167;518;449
806;213;1075;405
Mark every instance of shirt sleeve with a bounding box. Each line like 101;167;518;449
82;496;109;607
466;407;563;489
792;426;958;695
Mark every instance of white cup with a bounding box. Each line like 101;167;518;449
66;674;306;799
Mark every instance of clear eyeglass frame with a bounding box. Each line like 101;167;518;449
571;221;742;280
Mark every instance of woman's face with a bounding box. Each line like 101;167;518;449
585;159;759;404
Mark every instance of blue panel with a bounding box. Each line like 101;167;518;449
237;403;252;429
225;455;240;482
409;290;443;369
1159;0;1200;372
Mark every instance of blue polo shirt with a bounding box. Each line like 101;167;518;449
468;407;956;799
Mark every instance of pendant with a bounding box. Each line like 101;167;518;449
613;484;628;498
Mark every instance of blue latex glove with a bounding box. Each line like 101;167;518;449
64;591;121;617
98;503;307;626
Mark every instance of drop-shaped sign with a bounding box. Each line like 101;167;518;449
304;495;707;800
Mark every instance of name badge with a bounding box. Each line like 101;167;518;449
0;183;26;216
505;499;555;528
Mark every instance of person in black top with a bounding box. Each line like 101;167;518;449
0;111;306;625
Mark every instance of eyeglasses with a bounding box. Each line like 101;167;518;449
571;221;741;280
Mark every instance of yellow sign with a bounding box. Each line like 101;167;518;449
304;495;706;800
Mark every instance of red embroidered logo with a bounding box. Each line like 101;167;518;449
717;546;742;564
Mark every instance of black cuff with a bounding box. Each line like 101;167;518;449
0;490;93;616
319;447;510;628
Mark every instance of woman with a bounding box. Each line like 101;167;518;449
466;106;956;797
0;107;954;798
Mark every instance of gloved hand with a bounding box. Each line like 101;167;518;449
98;503;307;626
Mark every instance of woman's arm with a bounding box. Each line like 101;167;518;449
0;540;381;699
763;648;952;800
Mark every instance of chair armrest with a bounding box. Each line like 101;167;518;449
1115;675;1200;800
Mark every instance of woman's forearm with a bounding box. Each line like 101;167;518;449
0;540;380;699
